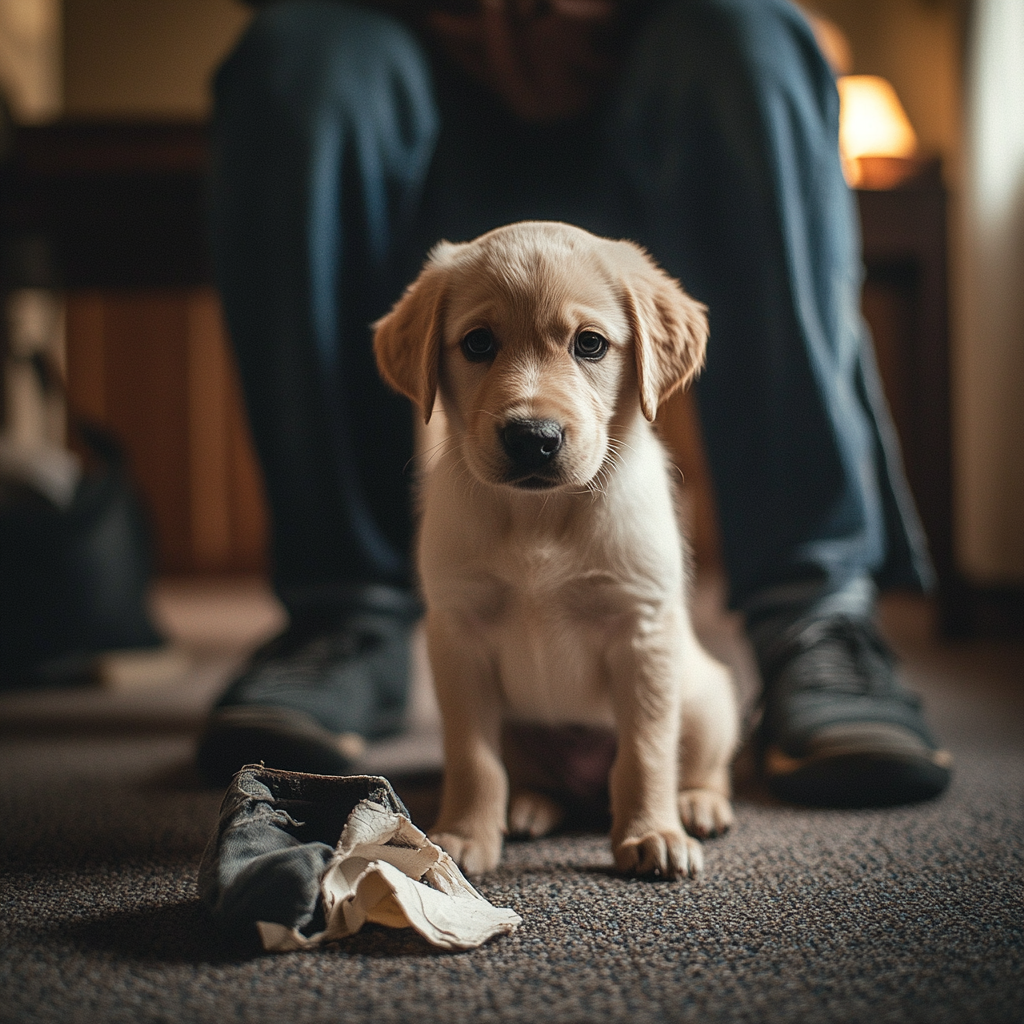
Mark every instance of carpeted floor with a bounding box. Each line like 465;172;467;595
1;578;1021;1024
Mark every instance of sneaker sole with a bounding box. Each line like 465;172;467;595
764;743;953;808
196;705;367;788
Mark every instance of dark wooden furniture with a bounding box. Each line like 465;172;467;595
856;161;1021;637
856;160;955;629
0;120;210;289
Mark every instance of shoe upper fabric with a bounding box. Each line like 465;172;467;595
214;590;419;739
757;615;940;758
196;586;419;786
198;765;409;936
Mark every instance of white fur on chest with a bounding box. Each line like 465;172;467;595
418;423;685;729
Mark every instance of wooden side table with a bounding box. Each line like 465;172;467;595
856;158;956;630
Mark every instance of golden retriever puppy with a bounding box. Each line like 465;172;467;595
374;221;738;880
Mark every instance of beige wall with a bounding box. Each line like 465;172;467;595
953;0;1024;586
63;0;250;117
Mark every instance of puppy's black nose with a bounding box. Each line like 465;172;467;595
500;418;564;471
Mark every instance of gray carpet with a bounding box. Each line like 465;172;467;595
1;581;1021;1024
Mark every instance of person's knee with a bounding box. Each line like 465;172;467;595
216;1;430;114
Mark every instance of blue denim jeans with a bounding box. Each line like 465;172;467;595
209;0;932;614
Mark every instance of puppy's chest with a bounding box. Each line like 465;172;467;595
450;541;638;727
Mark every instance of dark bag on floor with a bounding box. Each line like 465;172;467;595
0;419;161;688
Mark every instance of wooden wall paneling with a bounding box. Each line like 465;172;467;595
64;291;107;423
184;287;267;573
65;287;268;576
104;290;192;572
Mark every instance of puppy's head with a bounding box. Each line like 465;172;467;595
374;221;707;491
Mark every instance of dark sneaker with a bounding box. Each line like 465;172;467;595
196;586;419;788
755;615;952;808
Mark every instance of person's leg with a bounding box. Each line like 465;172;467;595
597;0;949;805
209;1;438;605
199;2;439;785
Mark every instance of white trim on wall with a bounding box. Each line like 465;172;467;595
956;0;1024;584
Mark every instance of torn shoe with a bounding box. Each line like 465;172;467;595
198;766;521;950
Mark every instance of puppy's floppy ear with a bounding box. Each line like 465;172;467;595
620;245;709;422
373;244;456;424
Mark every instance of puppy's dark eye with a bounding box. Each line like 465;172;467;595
461;328;496;362
574;331;608;361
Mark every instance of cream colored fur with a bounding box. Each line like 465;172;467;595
374;221;738;880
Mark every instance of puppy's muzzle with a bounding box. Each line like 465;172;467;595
500;418;564;488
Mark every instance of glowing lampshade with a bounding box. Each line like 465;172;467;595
838;75;919;188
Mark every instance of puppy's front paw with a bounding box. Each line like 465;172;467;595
678;789;734;839
430;829;503;876
508;791;565;838
614;829;703;880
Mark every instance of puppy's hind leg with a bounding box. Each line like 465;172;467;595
508;790;565;838
678;645;739;840
502;725;568;839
